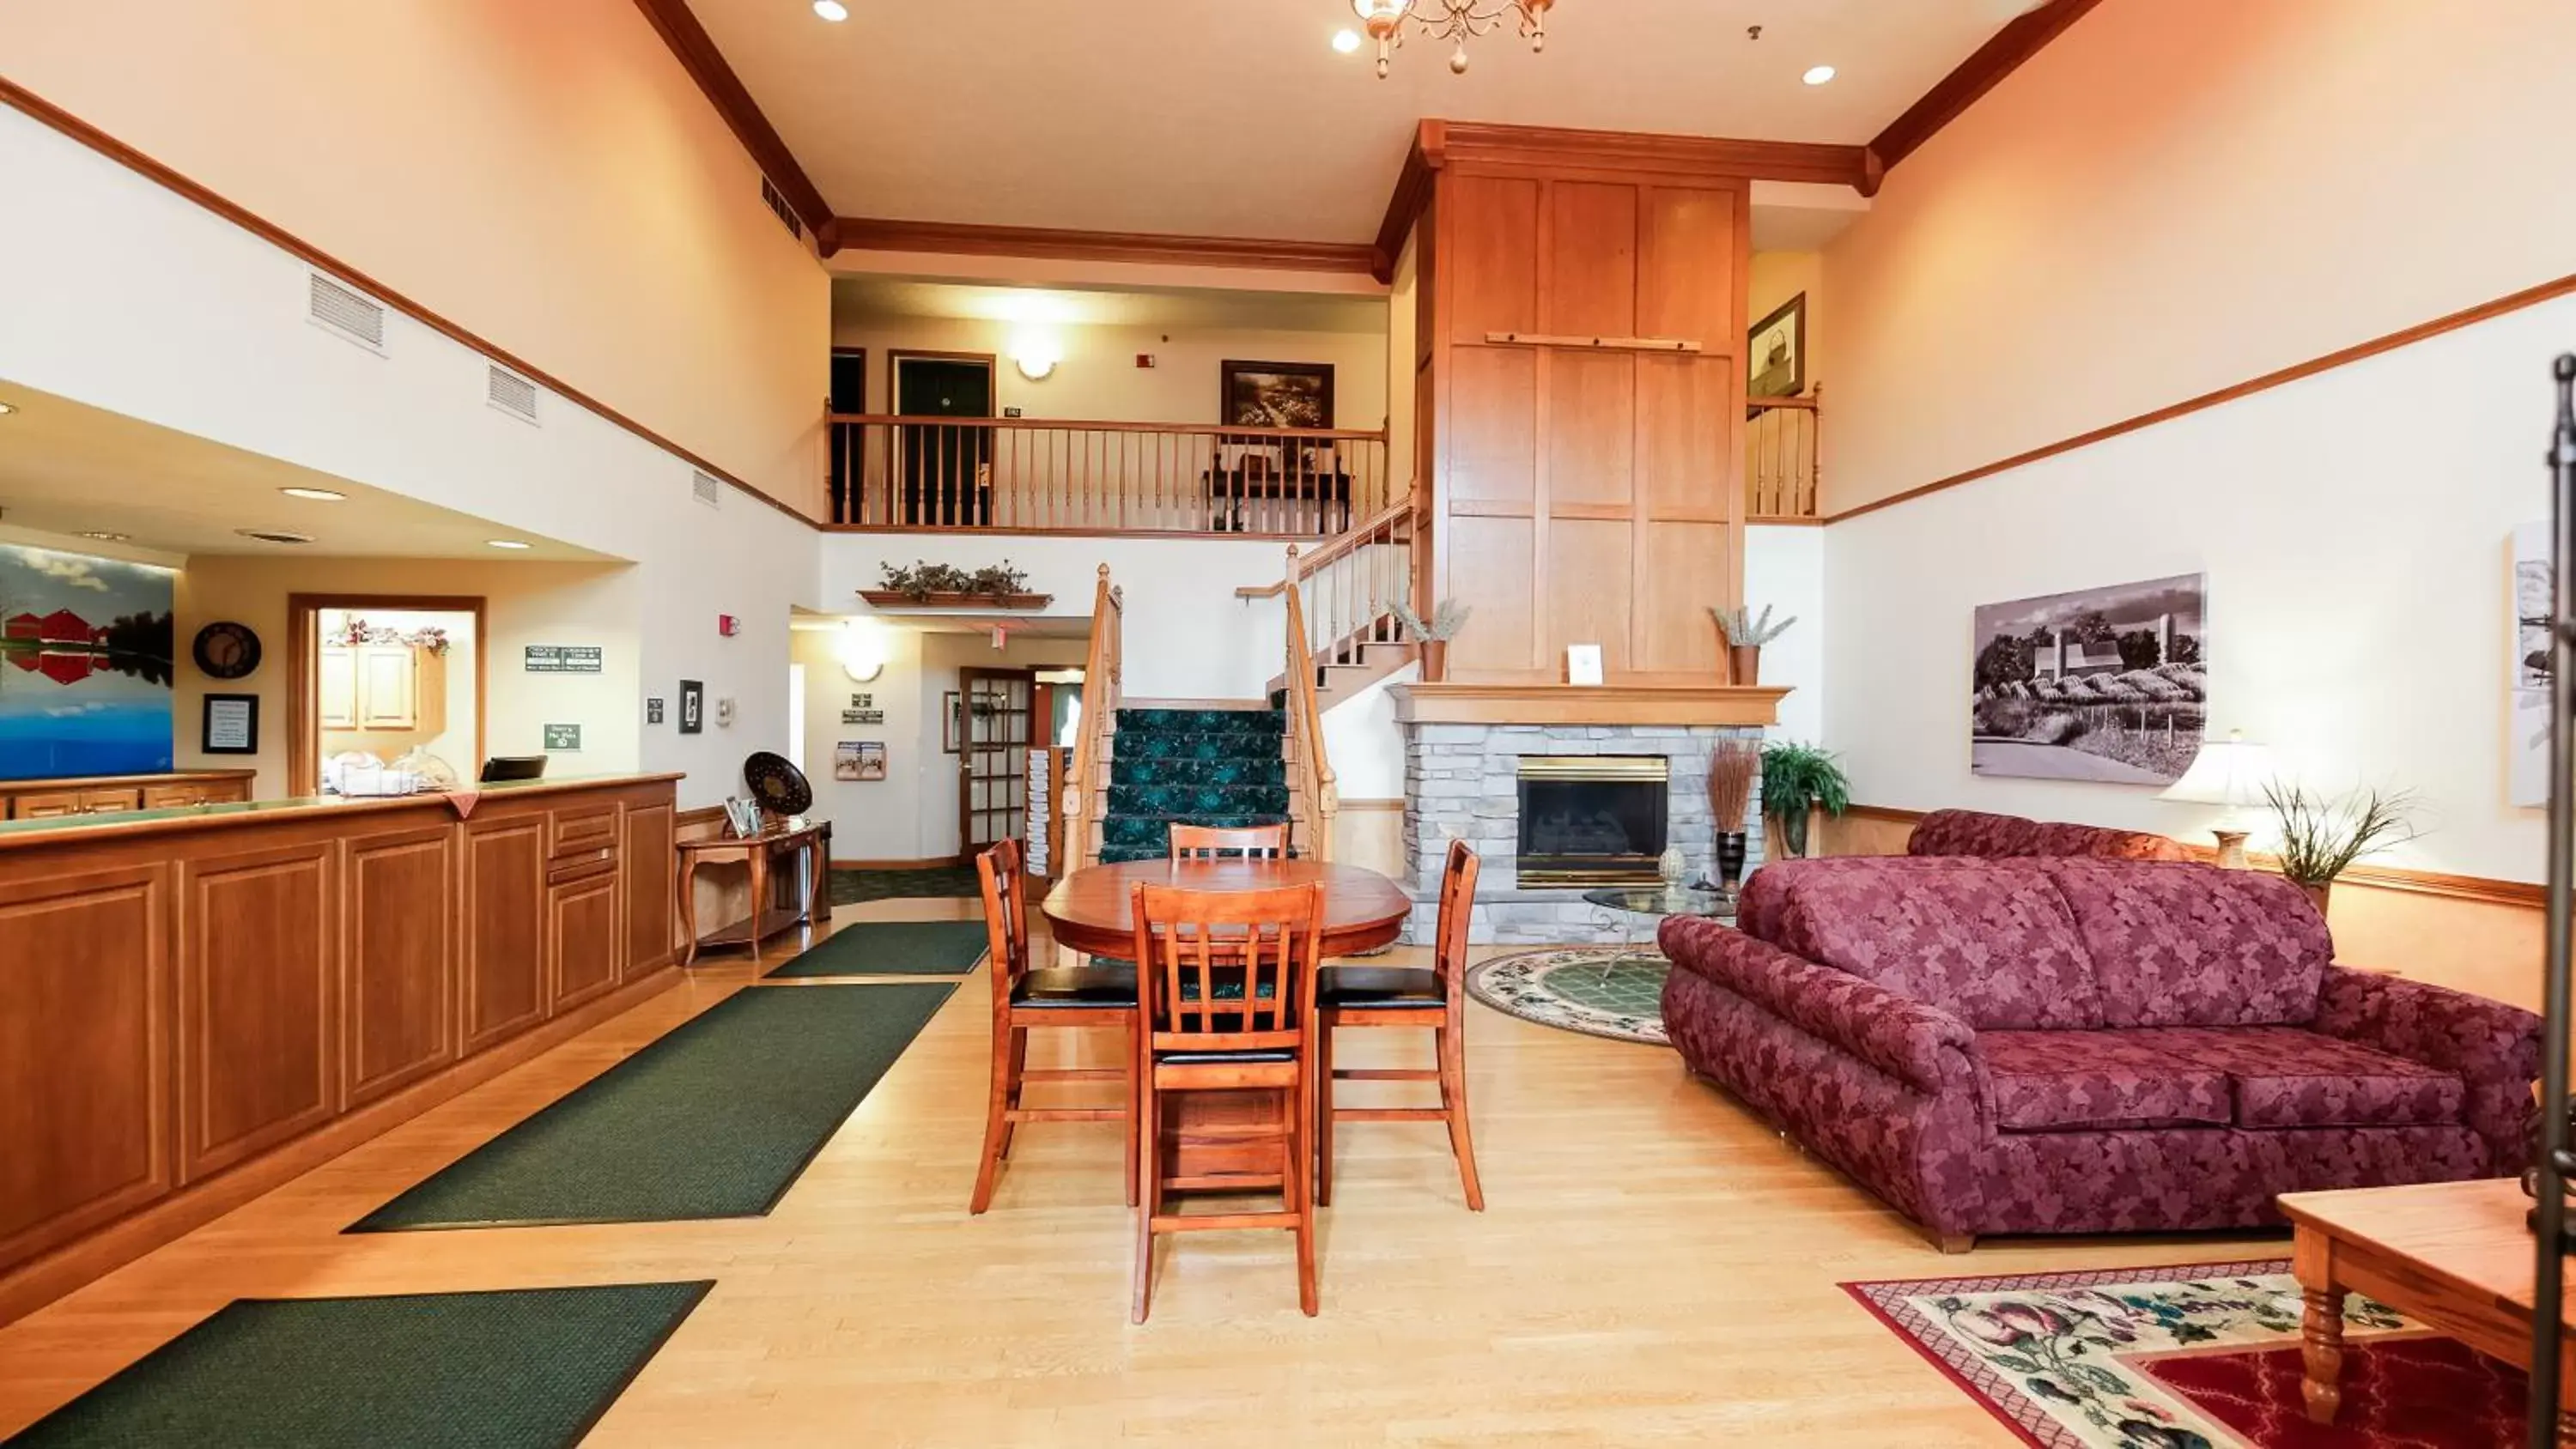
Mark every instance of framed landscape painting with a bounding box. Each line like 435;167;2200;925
1970;573;2208;785
0;545;174;779
1220;361;1334;430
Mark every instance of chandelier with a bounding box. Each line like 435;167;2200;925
1351;0;1552;78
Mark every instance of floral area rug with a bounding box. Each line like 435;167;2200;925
1844;1260;2523;1448
1463;947;1669;1046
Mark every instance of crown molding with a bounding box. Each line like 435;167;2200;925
1869;0;2107;175
823;217;1381;276
629;0;835;241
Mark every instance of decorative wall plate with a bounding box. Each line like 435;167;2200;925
191;621;263;680
743;750;814;816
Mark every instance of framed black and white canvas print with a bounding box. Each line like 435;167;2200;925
1970;573;2208;785
678;679;704;736
2513;519;2549;806
1220;361;1334;430
1747;294;1806;399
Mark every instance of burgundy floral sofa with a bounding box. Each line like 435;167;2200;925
1662;856;2540;1248
1907;807;2191;863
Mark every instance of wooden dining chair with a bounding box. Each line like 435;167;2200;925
1315;839;1484;1210
1127;880;1324;1322
1166;822;1288;861
969;838;1139;1215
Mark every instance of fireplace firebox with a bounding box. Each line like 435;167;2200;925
1515;756;1669;888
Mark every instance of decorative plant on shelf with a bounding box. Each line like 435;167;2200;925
2261;781;2418;915
1711;603;1795;686
1760;741;1850;859
877;560;1033;603
1391;597;1472;682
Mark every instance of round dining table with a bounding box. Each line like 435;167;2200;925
1038;858;1415;959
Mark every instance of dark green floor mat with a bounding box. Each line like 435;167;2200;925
829;864;979;905
763;919;990;979
348;984;951;1231
1;1282;708;1448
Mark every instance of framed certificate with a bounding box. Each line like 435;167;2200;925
203;693;259;755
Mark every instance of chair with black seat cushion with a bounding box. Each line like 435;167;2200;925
1167;821;1289;861
970;838;1138;1215
1127;880;1323;1322
1315;838;1483;1210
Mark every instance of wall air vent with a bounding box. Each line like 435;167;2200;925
306;271;386;353
692;471;724;509
759;176;801;239
486;364;540;424
235;528;315;545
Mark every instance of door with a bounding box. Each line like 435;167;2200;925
957;667;1035;860
893;354;994;527
828;346;866;522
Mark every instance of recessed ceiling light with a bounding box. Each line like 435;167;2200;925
236;528;314;545
812;0;848;20
487;539;534;550
1332;27;1362;53
279;486;347;501
79;530;130;543
1802;64;1837;85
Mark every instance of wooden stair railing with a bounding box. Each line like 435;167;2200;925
1060;564;1123;873
1241;500;1419;709
1279;556;1339;864
1746;386;1821;520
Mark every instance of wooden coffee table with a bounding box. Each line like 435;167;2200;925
2281;1178;2576;1440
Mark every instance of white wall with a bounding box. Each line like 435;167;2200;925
1823;294;2563;882
0;106;822;809
817;533;1291;700
1745;525;1826;743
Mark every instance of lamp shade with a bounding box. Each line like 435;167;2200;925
2159;731;2275;809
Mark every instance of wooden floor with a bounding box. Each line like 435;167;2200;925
0;892;2285;1446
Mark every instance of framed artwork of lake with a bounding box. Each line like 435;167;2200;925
0;546;176;779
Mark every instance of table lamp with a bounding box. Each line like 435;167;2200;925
2158;731;2275;869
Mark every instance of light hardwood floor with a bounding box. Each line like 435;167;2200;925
0;893;2284;1446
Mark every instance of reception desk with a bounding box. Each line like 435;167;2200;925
0;773;682;1322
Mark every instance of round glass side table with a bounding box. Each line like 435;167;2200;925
1580;884;1737;980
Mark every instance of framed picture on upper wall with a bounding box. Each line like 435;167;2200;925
1747;294;1807;399
1220;361;1334;431
942;690;964;753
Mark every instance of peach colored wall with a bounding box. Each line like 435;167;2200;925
0;0;829;513
1819;0;2576;513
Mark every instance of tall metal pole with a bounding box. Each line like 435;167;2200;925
2533;354;2576;1449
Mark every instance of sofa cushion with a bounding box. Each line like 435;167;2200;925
1753;858;2102;1030
2040;860;2330;1028
1978;1030;2234;1132
2159;1026;2466;1130
1909;809;2190;862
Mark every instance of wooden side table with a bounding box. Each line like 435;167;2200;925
676;820;829;966
2282;1178;2576;1440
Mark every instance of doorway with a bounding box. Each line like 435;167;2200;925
288;594;486;797
957;665;1034;860
890;350;995;528
827;345;866;523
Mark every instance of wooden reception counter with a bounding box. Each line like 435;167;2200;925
0;773;683;1324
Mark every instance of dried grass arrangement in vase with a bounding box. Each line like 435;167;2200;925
2260;781;2417;916
1704;738;1762;893
1711;604;1795;686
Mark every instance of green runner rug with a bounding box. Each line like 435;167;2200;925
3;1282;708;1448
349;984;951;1231
763;919;990;979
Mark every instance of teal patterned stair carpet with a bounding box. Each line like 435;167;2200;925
1099;706;1292;864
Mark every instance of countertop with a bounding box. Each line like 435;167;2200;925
0;773;685;852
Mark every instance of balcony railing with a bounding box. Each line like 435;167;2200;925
826;414;1393;537
1746;389;1821;520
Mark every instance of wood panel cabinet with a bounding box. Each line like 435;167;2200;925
319;643;435;736
0;773;254;820
622;801;676;979
177;840;338;1182
1415;132;1749;685
342;826;458;1107
547;864;622;1014
461;815;548;1052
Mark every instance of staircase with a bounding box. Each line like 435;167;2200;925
1097;706;1292;864
1269;612;1413;712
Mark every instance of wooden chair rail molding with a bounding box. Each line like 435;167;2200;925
1835;803;2543;910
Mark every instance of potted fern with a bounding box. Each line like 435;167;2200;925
2261;781;2417;916
1392;598;1471;682
1761;741;1850;858
1713;604;1795;686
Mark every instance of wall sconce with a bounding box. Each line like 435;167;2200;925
1012;336;1060;381
836;617;889;682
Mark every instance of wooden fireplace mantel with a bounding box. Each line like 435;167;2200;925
1389;683;1789;728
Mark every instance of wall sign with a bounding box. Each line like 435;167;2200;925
841;708;884;725
543;723;582;751
834;740;887;781
677;680;704;734
201;694;258;755
646;696;665;724
849;693;873;708
524;644;603;674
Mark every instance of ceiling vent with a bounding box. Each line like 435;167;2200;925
236;528;314;545
306;271;386;354
759;176;801;239
486;364;540;424
691;470;723;509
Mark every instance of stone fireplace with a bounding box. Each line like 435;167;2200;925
1394;700;1771;946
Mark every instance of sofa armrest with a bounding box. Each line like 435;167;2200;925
2312;964;2541;1169
1659;915;1978;1097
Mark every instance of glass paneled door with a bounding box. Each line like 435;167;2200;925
958;667;1036;858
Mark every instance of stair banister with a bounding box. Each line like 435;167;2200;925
1062;563;1121;871
1279;543;1339;864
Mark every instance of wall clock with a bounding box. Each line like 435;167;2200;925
191;621;263;680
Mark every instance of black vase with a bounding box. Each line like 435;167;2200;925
1716;832;1749;890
